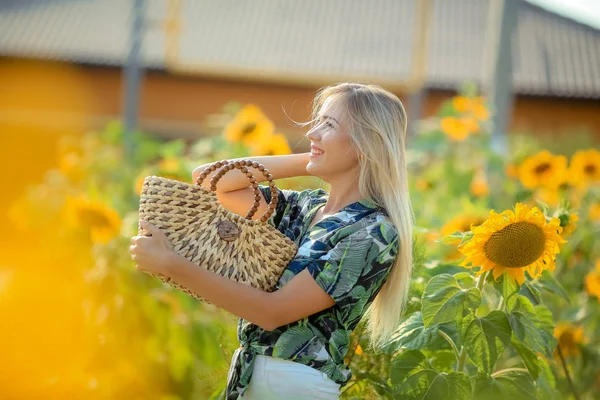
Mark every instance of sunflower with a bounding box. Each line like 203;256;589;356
458;203;567;284
63;195;122;244
451;96;490;121
452;96;472;113
224;104;275;147
470;169;489;197
568;149;600;189
585;260;600;300
441;214;487;261
440;117;479;141
554;322;588;358
248;132;292;156
441;214;487;244
557;211;579;237
518;151;568;190
415;177;434;191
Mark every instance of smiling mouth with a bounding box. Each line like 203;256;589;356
310;149;324;155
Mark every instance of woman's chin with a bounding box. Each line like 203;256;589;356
306;162;322;177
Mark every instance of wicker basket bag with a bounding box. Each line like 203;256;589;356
138;159;298;304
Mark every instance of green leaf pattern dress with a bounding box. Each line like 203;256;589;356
225;185;400;399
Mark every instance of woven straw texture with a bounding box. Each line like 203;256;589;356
137;160;298;304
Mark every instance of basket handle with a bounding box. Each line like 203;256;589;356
195;159;279;222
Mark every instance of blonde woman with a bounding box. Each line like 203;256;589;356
131;82;414;399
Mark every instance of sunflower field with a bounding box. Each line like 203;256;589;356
3;87;599;399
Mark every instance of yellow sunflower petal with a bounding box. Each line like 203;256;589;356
452;96;472;113
441;117;470;141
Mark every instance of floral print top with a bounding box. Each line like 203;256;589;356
225;184;400;399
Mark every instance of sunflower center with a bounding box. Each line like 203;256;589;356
559;331;576;348
584;164;596;175
534;163;551;175
79;209;110;227
483;221;546;268
241;122;257;138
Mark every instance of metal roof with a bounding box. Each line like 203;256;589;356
1;0;599;98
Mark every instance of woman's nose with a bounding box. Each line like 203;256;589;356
306;126;320;141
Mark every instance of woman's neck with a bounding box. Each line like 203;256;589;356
321;176;364;215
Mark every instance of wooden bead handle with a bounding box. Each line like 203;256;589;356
195;159;279;222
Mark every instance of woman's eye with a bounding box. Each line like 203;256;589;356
325;122;335;129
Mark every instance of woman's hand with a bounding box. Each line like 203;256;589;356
129;220;177;276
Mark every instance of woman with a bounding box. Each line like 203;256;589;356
131;82;414;399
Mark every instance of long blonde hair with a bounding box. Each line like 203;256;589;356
300;82;415;351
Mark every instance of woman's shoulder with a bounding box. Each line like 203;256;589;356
360;216;398;242
294;187;328;208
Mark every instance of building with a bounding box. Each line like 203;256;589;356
1;0;599;192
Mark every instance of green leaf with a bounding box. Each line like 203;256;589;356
159;139;186;158
390;350;428;386
508;296;557;358
382;312;439;354
535;271;570;304
427;322;462;350
515;189;534;203
511;338;541;380
461;311;512;374
519;280;542;305
473;371;536;400
440;231;474;246
428;350;457;373
453;272;475;289
535;360;561;400
439;99;460;117
422;274;482;327
208;385;226;400
394;370;471;400
534;304;557;352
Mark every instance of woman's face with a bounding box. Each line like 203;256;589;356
305;97;360;180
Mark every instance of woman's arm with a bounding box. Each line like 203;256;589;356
192;153;311;219
166;252;288;330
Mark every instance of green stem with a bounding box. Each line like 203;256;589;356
557;343;580;400
497;297;505;311
457;346;467;373
476;271;489;291
439;329;461;363
491;367;529;377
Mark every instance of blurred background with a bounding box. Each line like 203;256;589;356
1;0;599;399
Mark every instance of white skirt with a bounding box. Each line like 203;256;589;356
240;354;342;400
